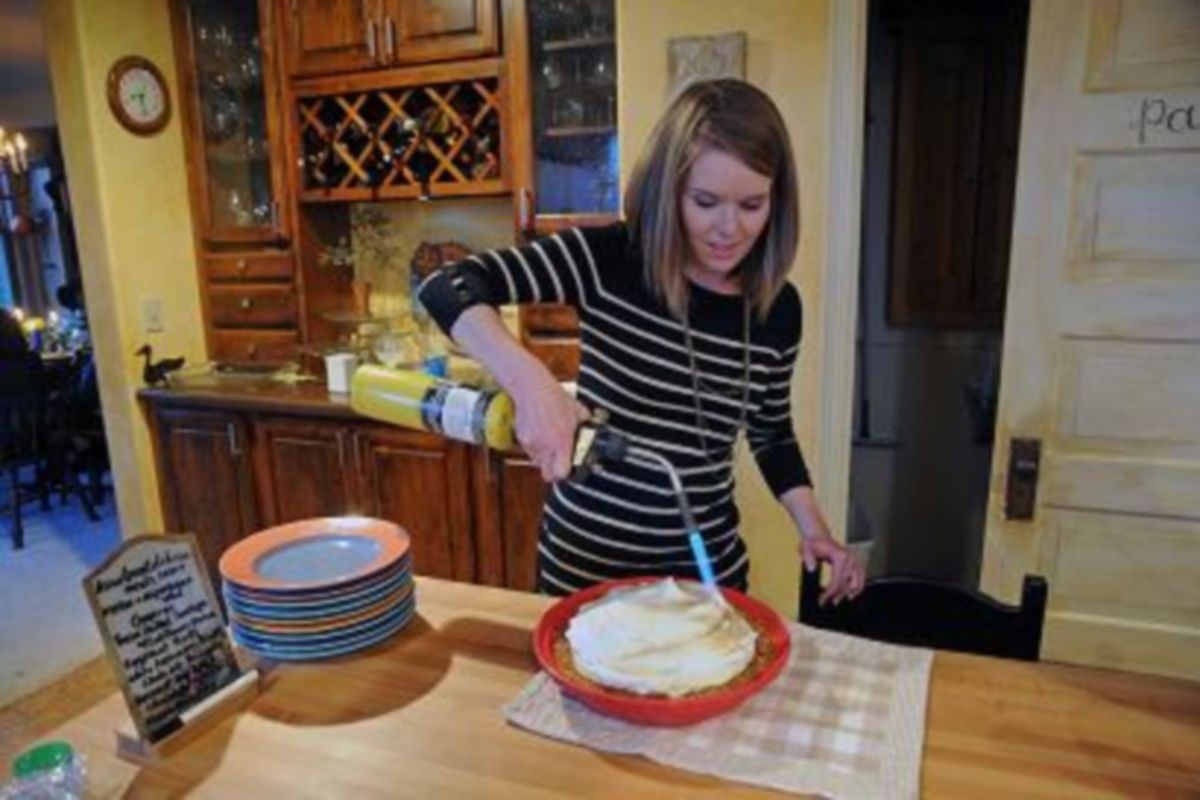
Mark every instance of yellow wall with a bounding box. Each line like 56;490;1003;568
617;0;831;616
44;0;207;536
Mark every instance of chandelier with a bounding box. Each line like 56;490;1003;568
0;127;30;175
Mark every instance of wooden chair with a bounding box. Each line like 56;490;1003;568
45;351;107;520
0;355;50;549
800;567;1048;661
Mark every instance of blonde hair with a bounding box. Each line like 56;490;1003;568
624;79;800;321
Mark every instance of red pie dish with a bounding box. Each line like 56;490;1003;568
533;577;791;726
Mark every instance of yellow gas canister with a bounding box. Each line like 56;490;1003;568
350;365;516;451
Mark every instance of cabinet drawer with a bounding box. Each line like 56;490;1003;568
210;285;298;328
206;252;295;282
521;304;579;336
212;329;298;365
524;338;580;382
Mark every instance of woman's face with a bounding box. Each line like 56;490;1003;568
680;146;773;292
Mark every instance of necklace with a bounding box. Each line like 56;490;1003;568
682;298;751;465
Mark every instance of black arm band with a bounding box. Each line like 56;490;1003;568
417;262;497;335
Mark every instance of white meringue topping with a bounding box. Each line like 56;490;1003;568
565;579;758;697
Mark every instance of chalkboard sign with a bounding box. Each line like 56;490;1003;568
84;534;242;743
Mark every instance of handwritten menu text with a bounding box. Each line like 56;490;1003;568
84;535;240;742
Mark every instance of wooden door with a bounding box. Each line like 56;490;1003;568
252;416;357;525
152;408;259;580
982;0;1200;680
471;450;546;590
388;0;498;65
283;0;385;77
353;426;473;580
888;1;1026;327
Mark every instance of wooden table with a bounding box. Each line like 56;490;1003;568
17;579;1200;798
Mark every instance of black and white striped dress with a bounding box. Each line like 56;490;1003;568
421;223;810;595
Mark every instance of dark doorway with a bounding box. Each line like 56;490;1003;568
849;0;1030;584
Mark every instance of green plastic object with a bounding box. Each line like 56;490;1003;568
11;741;75;779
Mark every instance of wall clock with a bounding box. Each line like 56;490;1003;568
107;56;171;136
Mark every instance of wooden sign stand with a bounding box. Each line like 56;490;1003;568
83;534;263;766
115;667;260;765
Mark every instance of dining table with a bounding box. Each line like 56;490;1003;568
14;577;1200;798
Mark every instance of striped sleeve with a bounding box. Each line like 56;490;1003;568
417;229;597;335
746;290;812;495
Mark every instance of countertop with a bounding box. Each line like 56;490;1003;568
136;358;497;420
18;578;1200;798
138;369;359;419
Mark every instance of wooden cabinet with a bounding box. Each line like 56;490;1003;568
507;0;619;379
281;0;380;78
494;454;545;591
206;252;295;282
170;0;302;368
150;407;259;580
143;388;550;591
284;0;498;77
292;61;505;203
251;415;477;581
252;416;357;524
392;0;499;65
171;0;292;246
210;329;300;365
519;0;618;230
354;425;473;580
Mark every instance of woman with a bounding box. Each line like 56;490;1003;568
419;79;863;604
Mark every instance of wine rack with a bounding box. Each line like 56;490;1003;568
296;73;505;202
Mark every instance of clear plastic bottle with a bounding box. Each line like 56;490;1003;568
2;741;86;799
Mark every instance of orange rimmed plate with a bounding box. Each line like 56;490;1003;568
229;581;415;634
220;517;410;594
533;577;791;727
225;555;411;605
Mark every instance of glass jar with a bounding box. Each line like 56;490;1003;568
370;319;422;370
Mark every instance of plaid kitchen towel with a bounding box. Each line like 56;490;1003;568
503;622;934;798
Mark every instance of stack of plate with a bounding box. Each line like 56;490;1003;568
219;517;414;662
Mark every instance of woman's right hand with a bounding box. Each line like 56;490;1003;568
447;305;588;480
511;367;590;482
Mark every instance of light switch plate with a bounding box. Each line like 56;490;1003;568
140;295;164;333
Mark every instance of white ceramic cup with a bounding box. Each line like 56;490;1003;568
325;352;359;394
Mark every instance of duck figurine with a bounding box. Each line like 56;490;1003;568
135;344;185;387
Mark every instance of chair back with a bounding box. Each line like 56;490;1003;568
0;354;47;463
800;568;1048;661
49;351;101;430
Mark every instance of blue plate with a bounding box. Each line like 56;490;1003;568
223;566;412;619
231;593;415;648
226;582;415;633
234;611;414;662
224;584;409;626
256;533;381;582
232;601;416;662
223;554;412;602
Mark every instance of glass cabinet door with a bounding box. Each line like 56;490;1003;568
180;0;288;244
527;0;618;220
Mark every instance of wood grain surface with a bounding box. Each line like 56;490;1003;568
6;578;1198;798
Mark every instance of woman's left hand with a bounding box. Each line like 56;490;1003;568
781;486;866;605
800;534;865;606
